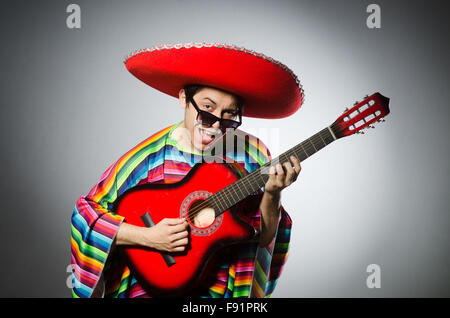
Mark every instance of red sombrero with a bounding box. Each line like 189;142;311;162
124;42;304;119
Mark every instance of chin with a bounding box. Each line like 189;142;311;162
194;139;216;153
195;142;209;152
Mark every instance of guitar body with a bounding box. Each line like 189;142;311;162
111;91;391;296
113;161;257;295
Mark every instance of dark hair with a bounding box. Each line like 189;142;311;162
183;84;244;115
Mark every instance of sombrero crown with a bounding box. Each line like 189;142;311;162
124;42;304;119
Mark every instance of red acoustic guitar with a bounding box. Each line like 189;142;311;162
113;92;390;295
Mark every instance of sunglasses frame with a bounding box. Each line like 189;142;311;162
187;95;242;131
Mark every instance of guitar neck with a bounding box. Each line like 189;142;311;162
209;124;339;216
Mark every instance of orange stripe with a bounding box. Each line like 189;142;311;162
92;125;175;201
71;237;103;274
251;281;264;297
248;136;269;158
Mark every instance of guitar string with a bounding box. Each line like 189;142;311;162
186;123;339;220
187;123;340;220
186;124;339;221
189;113;383;219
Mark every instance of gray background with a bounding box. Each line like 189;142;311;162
0;0;449;297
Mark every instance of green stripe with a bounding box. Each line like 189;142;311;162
273;242;290;254
253;260;266;285
71;223;108;263
72;289;80;298
99;133;170;207
232;285;250;297
117;276;130;296
116;136;168;188
245;139;270;166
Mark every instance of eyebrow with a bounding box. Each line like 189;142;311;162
202;97;238;113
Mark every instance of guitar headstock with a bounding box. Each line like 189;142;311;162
331;92;390;138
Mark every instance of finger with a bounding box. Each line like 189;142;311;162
275;163;284;176
170;222;189;234
267;165;277;183
269;165;276;175
162;218;186;226
275;163;285;185
172;237;189;247
290;156;301;174
283;161;295;185
171;230;189;241
172;245;186;252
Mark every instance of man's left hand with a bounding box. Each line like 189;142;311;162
264;155;301;195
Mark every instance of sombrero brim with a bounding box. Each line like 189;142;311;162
124;43;304;119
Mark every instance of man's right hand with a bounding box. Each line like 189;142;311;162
142;218;190;252
115;218;190;253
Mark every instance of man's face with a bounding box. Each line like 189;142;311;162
179;86;240;151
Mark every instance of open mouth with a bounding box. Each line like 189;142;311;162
197;126;221;146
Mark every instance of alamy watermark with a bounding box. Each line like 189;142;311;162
173;125;282;173
366;263;381;289
66;4;81;29
366;4;381;29
66;264;81;289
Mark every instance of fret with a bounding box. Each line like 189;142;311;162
213;194;225;212
258;167;270;185
321;127;335;145
225;186;237;202
318;130;327;147
235;180;247;198
308;137;317;152
306;140;316;155
229;183;240;203
245;176;256;194
298;142;310;158
215;189;232;213
312;134;326;151
205;197;217;212
220;188;232;209
211;125;338;216
237;179;248;196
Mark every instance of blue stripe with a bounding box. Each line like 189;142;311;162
72;207;113;253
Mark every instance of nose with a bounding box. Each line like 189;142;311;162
211;120;221;129
210;110;222;129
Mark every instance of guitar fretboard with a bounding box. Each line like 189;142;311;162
207;124;338;216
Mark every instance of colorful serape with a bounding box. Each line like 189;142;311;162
70;122;292;298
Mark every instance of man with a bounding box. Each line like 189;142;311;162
70;43;304;298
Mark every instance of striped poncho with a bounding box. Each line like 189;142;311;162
70;122;292;298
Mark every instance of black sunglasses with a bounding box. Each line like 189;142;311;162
188;95;242;131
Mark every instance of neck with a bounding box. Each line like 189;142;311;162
206;125;338;217
171;121;198;152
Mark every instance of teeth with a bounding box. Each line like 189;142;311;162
201;129;215;137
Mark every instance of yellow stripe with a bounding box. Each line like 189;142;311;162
71;237;103;272
92;125;175;202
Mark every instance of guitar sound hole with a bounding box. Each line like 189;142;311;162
188;199;216;228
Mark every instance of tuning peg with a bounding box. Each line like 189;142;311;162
377;118;385;123
353;101;359;106
368;125;375;129
357;131;365;134
343;107;349;113
364;95;369;99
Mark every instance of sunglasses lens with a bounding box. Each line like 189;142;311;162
191;97;241;130
221;119;240;129
197;111;218;127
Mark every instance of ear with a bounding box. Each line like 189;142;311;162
179;88;187;109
